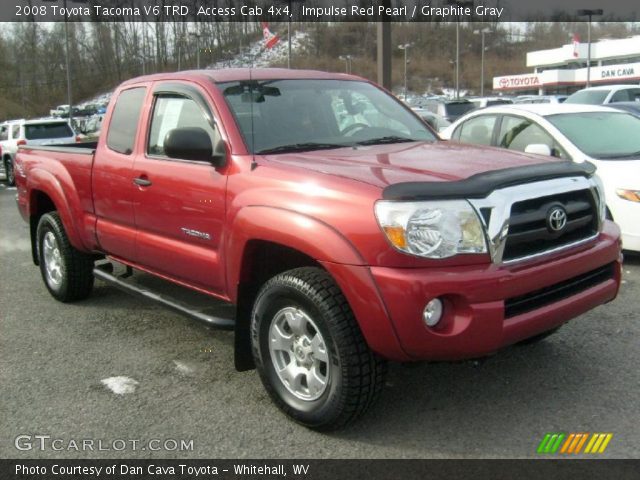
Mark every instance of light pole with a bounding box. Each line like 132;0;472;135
473;28;490;97
577;9;603;88
398;43;413;100
447;0;474;99
339;55;352;74
190;31;202;69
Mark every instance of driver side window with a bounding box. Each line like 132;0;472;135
148;95;220;158
498;115;567;158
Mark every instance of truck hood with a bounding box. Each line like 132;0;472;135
262;141;561;189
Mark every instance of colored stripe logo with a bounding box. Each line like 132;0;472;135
537;433;613;454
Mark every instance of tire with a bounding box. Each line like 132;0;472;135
5;158;15;186
36;212;94;302
517;326;561;346
251;267;386;430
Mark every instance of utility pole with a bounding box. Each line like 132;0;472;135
447;0;474;99
473;28;490;96
577;9;603;88
63;0;72;120
398;43;413;100
190;31;201;69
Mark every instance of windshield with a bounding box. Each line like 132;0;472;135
546;112;640;159
218;79;436;154
24;122;74;140
564;90;609;105
444;102;476;117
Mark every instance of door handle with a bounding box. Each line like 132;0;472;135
133;176;152;187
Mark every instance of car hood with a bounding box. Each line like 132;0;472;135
262;141;563;189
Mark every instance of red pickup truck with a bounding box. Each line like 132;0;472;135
15;69;621;430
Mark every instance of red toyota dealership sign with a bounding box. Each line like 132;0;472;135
496;75;541;89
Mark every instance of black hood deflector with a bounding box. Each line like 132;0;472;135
382;160;596;201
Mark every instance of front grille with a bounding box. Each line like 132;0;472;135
502;189;598;262
504;263;615;319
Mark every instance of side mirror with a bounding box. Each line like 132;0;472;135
524;143;552;156
164;127;226;167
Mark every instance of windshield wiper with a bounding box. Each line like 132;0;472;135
356;136;417;146
596;150;640;159
257;142;348;154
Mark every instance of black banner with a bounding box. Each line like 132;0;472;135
2;0;639;22
3;459;640;480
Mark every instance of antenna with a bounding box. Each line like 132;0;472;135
249;51;257;171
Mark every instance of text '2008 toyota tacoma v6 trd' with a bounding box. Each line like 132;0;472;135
15;69;622;430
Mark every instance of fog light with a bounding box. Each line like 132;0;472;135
423;298;443;327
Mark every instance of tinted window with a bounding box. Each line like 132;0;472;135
444;102;476;118
0;125;8;141
565;90;609;105
24;123;73;140
148;95;219;157
498;115;566;158
11;124;20;138
107;87;146;155
610;88;640;103
455;115;497;145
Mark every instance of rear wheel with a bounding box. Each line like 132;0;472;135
251;267;386;430
5;158;15;186
37;212;94;302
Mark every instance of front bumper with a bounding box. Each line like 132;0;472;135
367;221;621;361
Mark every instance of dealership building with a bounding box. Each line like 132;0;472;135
493;36;640;95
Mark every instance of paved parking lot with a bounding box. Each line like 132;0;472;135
1;184;638;459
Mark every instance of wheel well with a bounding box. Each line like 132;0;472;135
234;240;322;372
29;190;56;265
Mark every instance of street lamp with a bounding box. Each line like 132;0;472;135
339;55;352;74
447;0;474;99
190;31;202;69
473;28;490;97
398;43;413;100
577;8;603;88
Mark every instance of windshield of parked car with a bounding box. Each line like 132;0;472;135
564;90;610;104
546;112;640;159
218;79;436;154
444;102;476;117
24;122;74;140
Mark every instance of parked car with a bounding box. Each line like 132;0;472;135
565;85;640;105
609;101;640;118
469;97;513;109
422;98;477;122
441;103;640;252
514;95;568;104
49;104;70;117
411;107;451;132
15;69;621;429
0;118;77;185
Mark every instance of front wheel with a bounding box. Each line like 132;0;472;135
37;212;94;302
251;267;386;430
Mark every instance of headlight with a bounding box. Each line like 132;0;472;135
616;189;640;203
374;200;487;259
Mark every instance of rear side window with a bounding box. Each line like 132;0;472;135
11;124;20;138
107;87;146;155
0;125;8;141
454;115;497;145
24;123;73;140
610;88;640;103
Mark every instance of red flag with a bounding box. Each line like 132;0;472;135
572;34;580;58
262;22;279;49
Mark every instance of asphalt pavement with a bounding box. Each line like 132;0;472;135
1;184;638;459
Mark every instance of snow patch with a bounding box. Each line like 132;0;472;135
101;376;139;395
173;360;195;376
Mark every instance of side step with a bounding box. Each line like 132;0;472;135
93;264;235;330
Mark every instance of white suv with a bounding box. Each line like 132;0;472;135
565;84;640;105
0;118;77;186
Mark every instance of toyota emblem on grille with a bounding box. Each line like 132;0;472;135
547;206;568;232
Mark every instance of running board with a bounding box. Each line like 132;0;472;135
93;265;235;330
